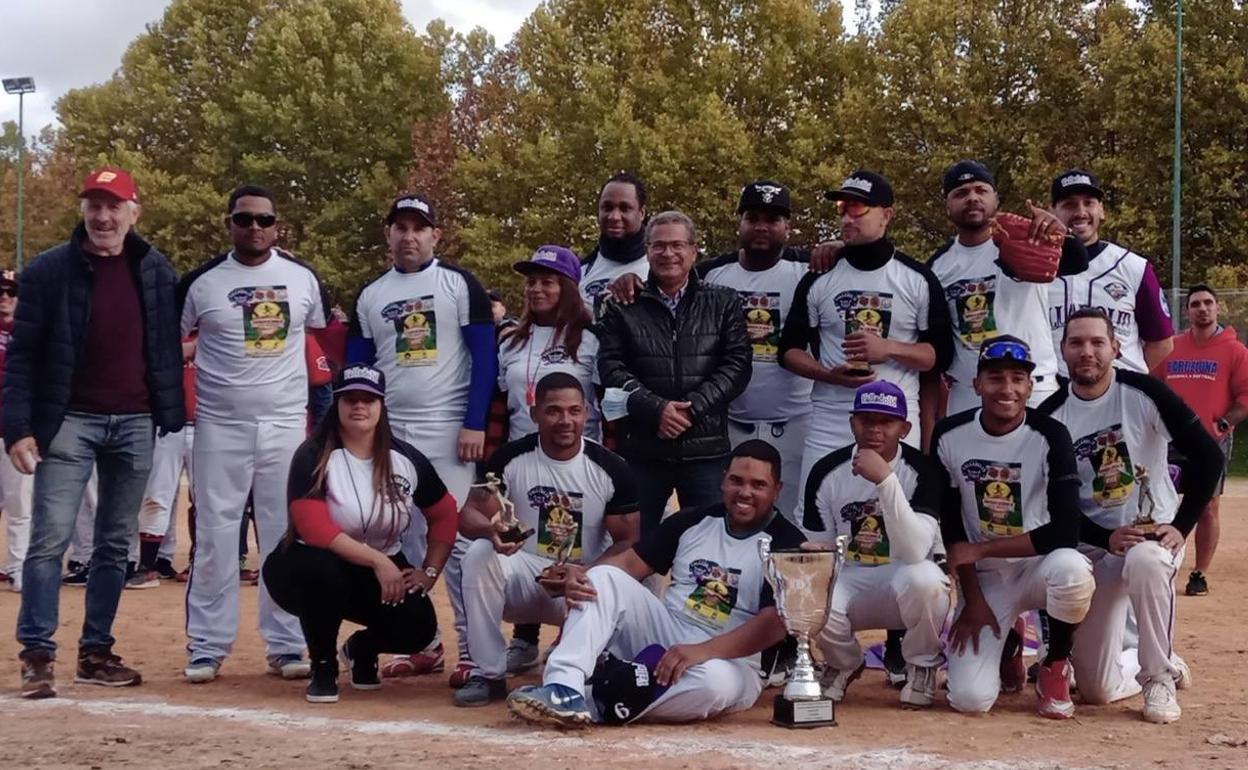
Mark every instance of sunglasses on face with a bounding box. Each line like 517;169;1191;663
979;340;1030;364
0;288;16;298
230;212;277;229
835;200;873;218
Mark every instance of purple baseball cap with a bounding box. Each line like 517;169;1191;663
334;364;386;398
852;380;908;420
513;244;581;284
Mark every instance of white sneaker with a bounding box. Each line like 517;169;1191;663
1171;655;1192;691
1142;677;1181;724
266;654;311;680
899;664;937;708
820;663;864;702
184;658;221;683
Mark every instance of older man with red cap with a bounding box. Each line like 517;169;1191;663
4;167;185;699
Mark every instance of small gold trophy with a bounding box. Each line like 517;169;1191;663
843;310;873;377
475;472;534;544
1132;464;1160;540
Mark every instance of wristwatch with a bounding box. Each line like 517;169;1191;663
1216;417;1231;434
423;566;440;581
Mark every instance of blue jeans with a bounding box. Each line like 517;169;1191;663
18;411;154;658
631;455;728;535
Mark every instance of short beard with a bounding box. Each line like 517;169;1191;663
740;241;784;261
234;242;271;259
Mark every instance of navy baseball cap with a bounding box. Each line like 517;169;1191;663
588;644;669;724
513;244;582;283
386;193;437;226
824;170;894;207
977;335;1036;373
852;380;908;420
942;160;996;196
1050;169;1104;204
334;364;386;398
737;180;792;216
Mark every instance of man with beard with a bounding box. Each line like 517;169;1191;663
1154;285;1248;595
1039;309;1218;723
1046;169;1173;373
580;173;650;319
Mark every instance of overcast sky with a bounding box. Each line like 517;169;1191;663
0;0;539;139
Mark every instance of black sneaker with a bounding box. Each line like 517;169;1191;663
883;629;907;688
306;661;339;704
75;647;142;687
339;634;381;691
62;561;89;586
1185;570;1209;596
20;651;56;699
154;558;179;580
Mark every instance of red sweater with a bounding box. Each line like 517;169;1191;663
1153;326;1248;437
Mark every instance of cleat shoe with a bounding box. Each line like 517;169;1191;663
1142;677;1181;724
820;662;865;702
62;561;89;586
75;648;142;687
899;664;937;708
20;651;56;699
453;675;508;707
506;639;540;674
381;643;446;678
306;661;339;704
1184;570;1208;597
1172;655;1192;691
154;558;179;580
448;660;478;688
507;683;593;727
175;568;191;583
185;658;221;683
1035;659;1075;720
266;654;311;679
883;630;907;688
1000;617;1027;694
125;569;161;590
339;634;381;691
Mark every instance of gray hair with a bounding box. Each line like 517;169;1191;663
80;198;140;216
645;210;696;245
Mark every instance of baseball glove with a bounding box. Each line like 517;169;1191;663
992;211;1063;283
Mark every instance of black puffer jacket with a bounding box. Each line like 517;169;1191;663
597;273;752;461
3;224;185;450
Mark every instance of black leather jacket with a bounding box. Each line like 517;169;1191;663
597;273;752;461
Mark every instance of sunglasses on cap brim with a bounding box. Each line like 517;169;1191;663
978;340;1031;364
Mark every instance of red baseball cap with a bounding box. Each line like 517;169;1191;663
79;166;139;203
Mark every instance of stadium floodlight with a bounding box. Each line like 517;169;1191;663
3;76;35;271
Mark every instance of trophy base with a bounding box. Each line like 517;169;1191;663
771;694;836;729
844;363;873;378
499;526;535;544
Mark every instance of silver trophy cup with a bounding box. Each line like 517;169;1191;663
759;535;846;727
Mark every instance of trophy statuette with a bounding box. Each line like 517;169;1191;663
474;472;535;544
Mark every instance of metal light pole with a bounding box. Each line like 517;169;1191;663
1170;3;1183;328
3;76;36;272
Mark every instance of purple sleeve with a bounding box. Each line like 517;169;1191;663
1135;263;1175;342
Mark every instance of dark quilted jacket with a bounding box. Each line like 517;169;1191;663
597;273;752;461
3;224;186;450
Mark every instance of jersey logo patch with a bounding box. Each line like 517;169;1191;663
683;558;740;628
1074;425;1135;509
1104;281;1130;301
840;499;889;565
961;459;1024;537
527;485;584;562
946;276;998;348
230;285;290;358
382;296;438;367
739;291;782;363
834;290;893;340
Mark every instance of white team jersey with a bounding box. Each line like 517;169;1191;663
785;248;943;423
179;251;326;424
580;253;649;319
1047;242;1167;374
635;506;805;640
497;325;601;441
929;238;1058;390
1039;371;1179;531
699;255;813;422
802;443;941;567
352;259;491;425
485;435;637;564
287;439;448;555
932;409;1078;569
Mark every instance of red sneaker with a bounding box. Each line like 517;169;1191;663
1036;659;1075;720
448;660;478;688
380;643;446;678
1000;617;1027;693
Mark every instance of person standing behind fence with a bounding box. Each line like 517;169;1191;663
7;167;184;698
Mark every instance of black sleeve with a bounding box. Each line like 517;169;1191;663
930;418;971;546
2;256;45;446
585;442;639;515
801;447;852;532
902;445;942;520
915;263;955;374
1026;414;1083;554
1122;371;1223;536
286;440;326;504
632;507;707;575
393;438;450;507
758;514;808;608
455;264;495;327
1057;236;1090;277
778;270;820;368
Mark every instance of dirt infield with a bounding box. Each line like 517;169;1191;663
2;486;1248;769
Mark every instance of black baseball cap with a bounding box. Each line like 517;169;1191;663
942;160;996;196
737;180;792;216
386;193;437;226
334;364;387;398
0;270;17;290
587;645;669;724
1050;169;1104;204
824;170;894;207
977;335;1036;373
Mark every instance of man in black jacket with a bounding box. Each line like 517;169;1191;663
5;167;185;699
598;210;752;534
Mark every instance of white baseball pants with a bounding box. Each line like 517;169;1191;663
128;426;194;565
728;414;810;525
545;564;763;723
946;549;1094;713
1;441;34;588
817;561;951;672
186;419;305;662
